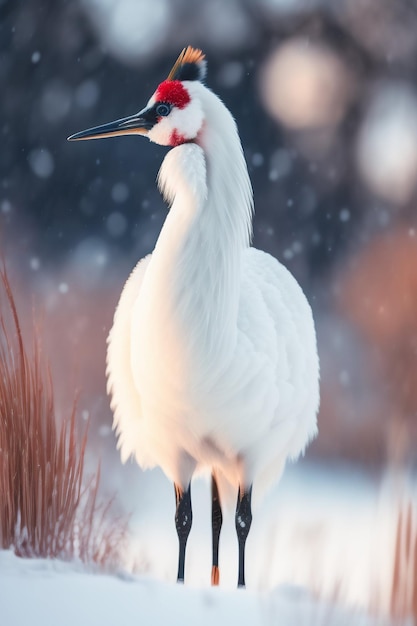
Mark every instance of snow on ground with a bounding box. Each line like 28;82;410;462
0;550;376;626
0;462;406;625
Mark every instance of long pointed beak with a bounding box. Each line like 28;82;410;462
67;110;153;142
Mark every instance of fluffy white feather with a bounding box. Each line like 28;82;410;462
106;80;319;499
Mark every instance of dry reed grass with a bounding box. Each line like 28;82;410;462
0;268;126;567
390;500;417;624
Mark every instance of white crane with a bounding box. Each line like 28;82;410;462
68;46;319;588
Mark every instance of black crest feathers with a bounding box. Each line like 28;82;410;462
167;46;207;83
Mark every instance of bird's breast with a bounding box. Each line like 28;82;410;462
130;279;219;418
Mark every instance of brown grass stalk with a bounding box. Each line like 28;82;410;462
390;499;417;624
0;268;126;567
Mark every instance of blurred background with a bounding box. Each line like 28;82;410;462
1;0;417;604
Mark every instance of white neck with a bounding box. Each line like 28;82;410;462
141;86;253;374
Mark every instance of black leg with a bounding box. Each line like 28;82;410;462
235;484;253;588
174;483;193;583
211;474;223;586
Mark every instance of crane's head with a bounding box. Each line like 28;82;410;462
68;47;207;147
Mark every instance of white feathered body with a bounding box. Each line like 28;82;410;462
107;83;319;494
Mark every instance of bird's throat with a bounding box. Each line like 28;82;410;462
148;144;240;363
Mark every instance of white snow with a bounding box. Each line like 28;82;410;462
106;211;128;237
31;50;41;64
28;148;55;179
82;0;173;64
111;182;130;204
30;256;41;271
0;463;406;625
75;79;100;109
1;199;12;214
0;549;374;626
356;83;417;205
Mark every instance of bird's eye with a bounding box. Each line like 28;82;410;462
156;103;171;117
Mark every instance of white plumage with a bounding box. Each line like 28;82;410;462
69;46;319;586
107;79;319;492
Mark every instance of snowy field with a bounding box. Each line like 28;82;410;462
0;550;377;626
0;462;406;625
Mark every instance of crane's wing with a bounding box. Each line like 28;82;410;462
106;255;152;464
240;248;319;460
